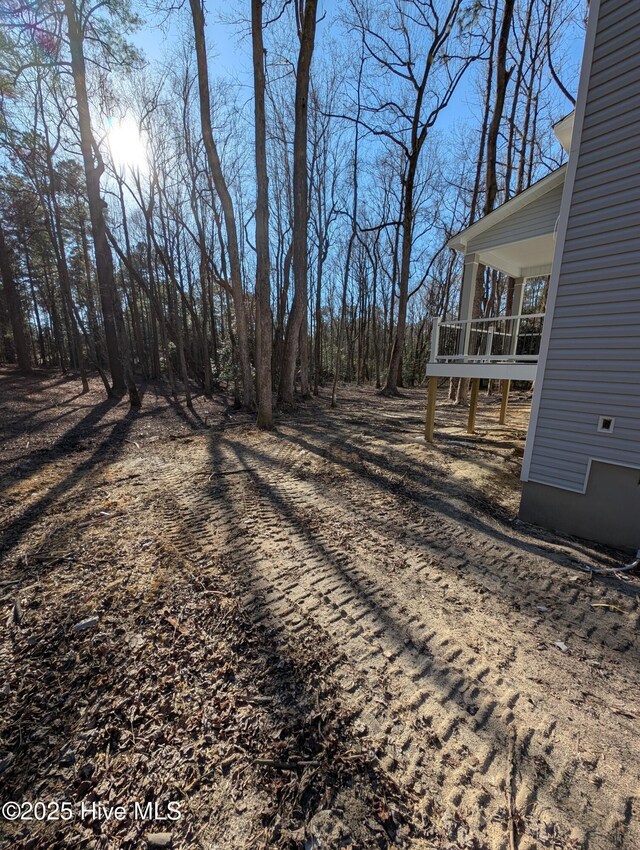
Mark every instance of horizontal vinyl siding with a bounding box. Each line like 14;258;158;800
467;182;563;253
538;413;640;437
528;461;587;489
556;277;639;300
550;312;640;332
528;0;640;493
570;173;640;207
596;1;631;36
564;211;640;238
552;304;640;320
536;392;640;411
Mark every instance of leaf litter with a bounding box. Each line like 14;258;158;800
1;528;430;850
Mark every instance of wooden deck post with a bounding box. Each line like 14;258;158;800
499;379;511;425
467;378;480;433
425;376;438;442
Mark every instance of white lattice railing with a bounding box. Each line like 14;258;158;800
429;313;545;364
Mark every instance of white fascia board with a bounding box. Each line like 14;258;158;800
425;362;538;381
553;111;575;154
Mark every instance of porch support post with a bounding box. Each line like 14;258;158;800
425;376;438;442
424;376;438;443
459;253;480;356
509;277;526;355
429;317;441;363
499;379;511;425
467;378;480;433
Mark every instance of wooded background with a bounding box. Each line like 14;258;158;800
0;0;584;427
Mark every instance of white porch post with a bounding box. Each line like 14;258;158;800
429;317;441;363
485;324;494;357
459;253;479;356
509;277;526;355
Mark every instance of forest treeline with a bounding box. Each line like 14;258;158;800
0;0;582;426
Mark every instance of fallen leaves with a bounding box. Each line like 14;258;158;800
1;523;415;850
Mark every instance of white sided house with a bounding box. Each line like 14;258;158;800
430;0;640;550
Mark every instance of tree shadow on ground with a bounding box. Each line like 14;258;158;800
273;421;632;582
1;405;140;559
195;423;638;848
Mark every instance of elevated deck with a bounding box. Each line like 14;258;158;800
424;312;546;441
425;312;545;382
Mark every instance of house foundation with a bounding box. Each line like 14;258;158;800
520;461;640;552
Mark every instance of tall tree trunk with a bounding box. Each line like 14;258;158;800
332;48;362;406
277;0;318;408
484;0;516;217
469;0;498;225
20;233;41;363
43;259;65;369
387;216;401;365
473;0;516;323
372;251;381;389
0;220;31;372
39;117;88;391
313;238;326;394
117;178;146;375
79;211;102;367
63;0;126;396
299;315;310;397
252;0;273;428
383;160;415;395
115;271;141;406
188;0;255;410
504;0;534;201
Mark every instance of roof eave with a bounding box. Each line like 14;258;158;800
447;164;567;254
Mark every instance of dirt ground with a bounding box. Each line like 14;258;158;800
1;367;638;850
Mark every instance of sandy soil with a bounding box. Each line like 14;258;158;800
1;368;638;850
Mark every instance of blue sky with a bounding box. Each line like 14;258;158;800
132;0;336;88
131;0;586;141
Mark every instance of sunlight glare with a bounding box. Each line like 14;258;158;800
106;116;148;175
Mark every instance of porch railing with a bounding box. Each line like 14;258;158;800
429;313;545;363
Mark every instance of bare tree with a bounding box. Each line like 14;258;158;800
63;0;130;399
332;48;364;407
252;0;273;428
350;0;479;395
188;0;255;411
484;0;517;217
0;0;581;412
277;0;319;408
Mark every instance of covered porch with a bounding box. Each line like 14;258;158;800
425;165;566;440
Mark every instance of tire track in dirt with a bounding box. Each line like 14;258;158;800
237;473;636;849
149;434;639;850
232;430;637;828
